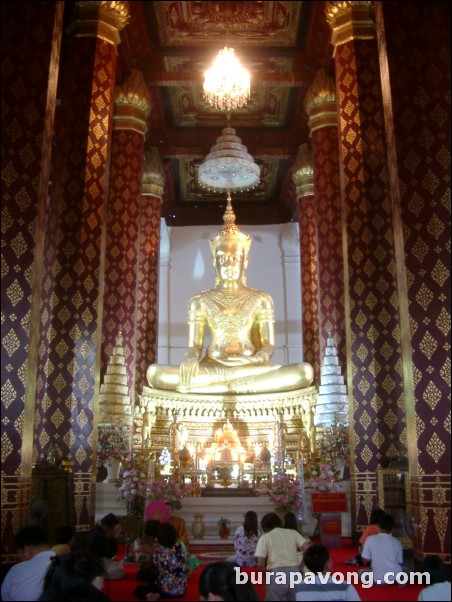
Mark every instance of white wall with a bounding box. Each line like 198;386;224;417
157;220;303;367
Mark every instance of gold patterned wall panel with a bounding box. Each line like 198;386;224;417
335;37;407;528
1;1;63;560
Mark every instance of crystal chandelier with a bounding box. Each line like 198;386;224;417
203;46;250;112
198;126;260;193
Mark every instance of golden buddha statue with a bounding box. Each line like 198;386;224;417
147;198;314;395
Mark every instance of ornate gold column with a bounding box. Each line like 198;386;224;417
35;0;130;532
292;144;320;384
326;0;407;536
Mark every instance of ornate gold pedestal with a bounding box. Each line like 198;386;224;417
139;385;318;473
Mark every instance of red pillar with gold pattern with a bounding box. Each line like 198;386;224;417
0;0;65;564
304;68;346;380
102;68;151;418
292;145;320;385
326;1;407;537
135;149;165;399
375;2;451;564
35;1;130;531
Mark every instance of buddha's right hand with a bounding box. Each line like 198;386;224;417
179;350;199;388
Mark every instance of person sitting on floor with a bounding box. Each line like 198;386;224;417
1;525;54;602
255;512;311;602
361;513;406;585
417;555;451;601
345;507;385;566
284;511;306;566
199;561;260;601
87;513;125;581
134;522;188;600
37;551;109;601
296;544;361;601
229;510;260;567
153;522;188;598
134;519;161;584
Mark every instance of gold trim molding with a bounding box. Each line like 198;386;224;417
325;2;375;51
68;1;130;46
142;148;165;197
114;69;152;134
292;144;314;198
140;385;318;421
304;69;337;132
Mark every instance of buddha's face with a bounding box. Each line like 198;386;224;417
215;243;246;284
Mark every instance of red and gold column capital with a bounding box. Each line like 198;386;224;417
67;1;130;47
325;1;376;52
114;68;152;134
304;69;337;134
292;143;314;198
142;148;165;199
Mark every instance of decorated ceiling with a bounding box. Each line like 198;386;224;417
116;1;333;225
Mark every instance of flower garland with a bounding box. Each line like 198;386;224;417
148;480;182;510
316;423;349;464
97;425;130;465
268;475;303;514
307;463;343;493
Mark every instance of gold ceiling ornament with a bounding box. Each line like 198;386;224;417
142;148;165;197
304;69;337;132
76;1;130;28
304;68;336;112
324;1;375;50
70;1;130;45
198;126;260;193
114;68;152;134
203;46;251;112
292;143;314;198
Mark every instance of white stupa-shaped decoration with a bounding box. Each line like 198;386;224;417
99;329;133;427
198;126;260;193
314;333;349;427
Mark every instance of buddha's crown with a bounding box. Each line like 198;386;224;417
209;193;251;256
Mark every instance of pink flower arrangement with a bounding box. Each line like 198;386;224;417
148;480;182;510
118;466;148;503
307;463;343;493
268;475;303;513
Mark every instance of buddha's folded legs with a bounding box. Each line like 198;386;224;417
147;362;313;394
